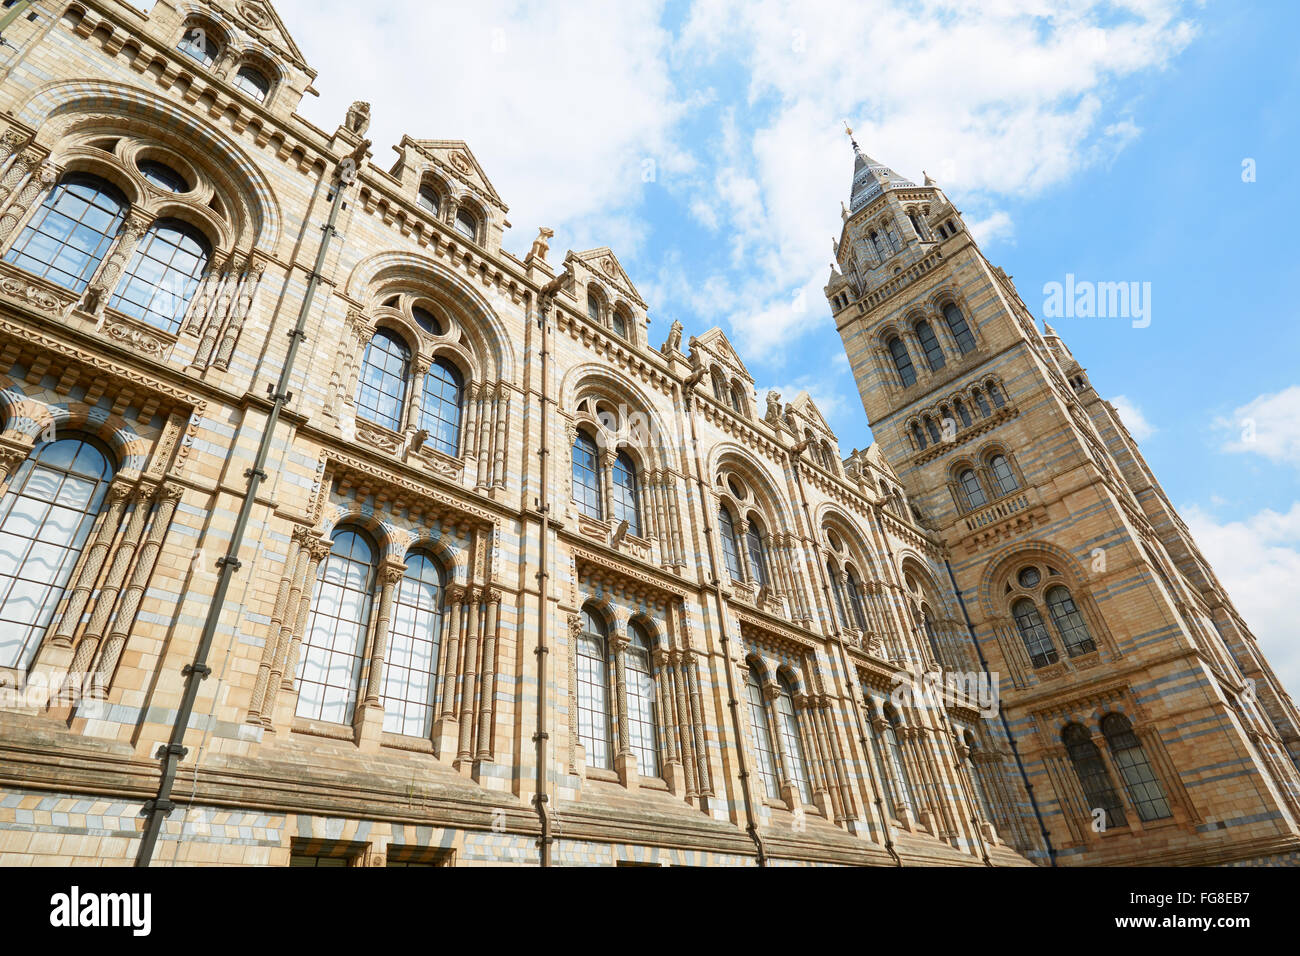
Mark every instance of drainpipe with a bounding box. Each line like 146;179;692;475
532;274;564;866
135;140;367;867
944;558;1056;866
788;440;901;866
681;369;766;866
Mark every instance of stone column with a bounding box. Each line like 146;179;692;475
213;260;264;370
0;129;32;202
80;207;152;319
685;652;712;796
493;390;509;489
456;588;483;768
474;589;501;763
91;483;184;692
600;449;617;523
406;358;430;433
434;585;465;759
265;534;331;725
764;681;800;809
611;631;637;789
0;151;51;233
654;646;685;795
248;534;306;723
796;695;833;817
49;482;131;649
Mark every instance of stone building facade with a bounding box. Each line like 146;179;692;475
0;0;1293;867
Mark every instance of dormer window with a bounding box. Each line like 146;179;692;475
454;208;477;241
178;27;218;67
234;65;270;103
417;185;440;215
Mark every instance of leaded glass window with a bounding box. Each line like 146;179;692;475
108;218;210;333
0;437;113;670
355;329;410;431
297;529;375;724
1047;585;1096;657
626;623;660;777
577;607;612;770
745;668;779;799
419;358;462;456
3;174;126;292
1013;598;1058;668
380;552;444;737
888;337;916;387
610;451;639;536
959;468;986;509
234;65;270;101
915;320;945;371
745;517;769;587
944;303;976;353
776;675;812;804
1063;723;1126;829
990;454;1019;495
718;505;743;582
571;431;602;520
846;567;869;631
1102;714;1171;822
178;26;218;66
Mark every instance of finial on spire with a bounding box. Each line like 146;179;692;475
843;120;860;152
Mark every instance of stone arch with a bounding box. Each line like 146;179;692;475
708;443;796;535
318;501;408;562
402;526;468;587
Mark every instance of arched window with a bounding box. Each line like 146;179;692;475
355;329;410;431
380;552;444;737
586;291;602;322
610;451;640;537
577;607;613;770
775;674;812;803
0;436;114;670
908;211;923;239
718;505;743;582
297;529;376;725
911;423;926;451
882;707;915;813
178;25;218;66
411;305;442;335
973;389;991;417
958;468;986;509
1101;714;1171;822
612;309;628;339
846;567;869;631
417;184;440;215
108;218;210;334
745;667;780;799
1012;598;1058;668
3;174;126;292
730;383;746;416
955;400;972;428
626;623;660;777
745;516;769;587
821;440;835;472
922;608;941;661
887;337;916;387
925;417;941;445
711;369;726;403
869;231;884;260
915;320;946;371
234;65;270;102
943;303;976;353
1062;723;1126;829
963;731;995;824
419;358;462;456
988;382;1006;408
138;161;188;193
827;558;849;627
1046;585;1095;656
989;454;1019;495
571;430;602;520
454;208;477;241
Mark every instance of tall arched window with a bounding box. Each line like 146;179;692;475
380;551;444;737
454;208;477;241
417;184;440;215
1062;723;1126;829
610;451;640;536
963;731;995;824
1013;598;1058;668
297;529;376;725
234;65;270;102
419;358;462;456
355;329;410;431
3;174;126;292
571;430;602;520
745;668;780;799
827;558;849;628
922;608;941;661
915;320;946;371
882;707;915;813
988;382;1006;408
1046;586;1095;656
107;218;210;333
955;400;972;428
887;337;916;387
711;369;727;403
925;417;941;445
973;389;991;417
718;505;743;582
626;623;660;777
586;291;602;322
0;436;114;670
943;303;976;353
846;567;869;631
989;454;1019;495
745;516;770;588
1101;714;1171;822
612;308;628;339
577;607;612;770
775;675;812;803
958;468;986;509
730;384;746;416
911;423;926;450
178;26;218;66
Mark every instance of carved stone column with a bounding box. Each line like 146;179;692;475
796;694;833;817
474;590;501;764
213;260;264;369
49;482;131;649
654;646;684;795
0;129;32;203
0;150;50;229
685;651;712;796
249;528;309;722
670;652;698;799
434;584;465;759
266;534;331;725
611;631;637;789
763;680;800;809
455;587;483;769
80;209;152;319
599;449;617;524
357;559;407;752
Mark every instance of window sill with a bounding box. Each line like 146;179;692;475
291;716;355;742
585;767;619;783
380;732;435;754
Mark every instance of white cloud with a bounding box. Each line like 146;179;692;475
676;0;1199;359
1110;394;1157;441
1184;502;1300;700
1215;385;1300;467
756;376;850;426
966;210;1016;247
278;0;691;261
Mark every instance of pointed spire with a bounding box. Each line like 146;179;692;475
843;125;915;214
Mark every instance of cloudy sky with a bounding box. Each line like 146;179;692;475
279;0;1300;695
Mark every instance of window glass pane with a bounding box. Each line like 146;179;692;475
571;431;602;520
846;569;869;630
454;209;476;240
944;303;976;353
1063;723;1126;828
915;321;945;370
1013;598;1058;668
379;552;444;737
745;669;779;799
0;437;112;670
718;506;742;582
411;305;441;335
1047;585;1096;656
108;219;209;333
626;626;659;777
296;530;374;724
990;455;1019;495
577;610;611;770
827;559;849;627
178;26;217;66
234;66;269;101
355;329;410;431
883;712;914;813
1102;714;1171;822
417;185;439;214
419;359;462;456
960;469;987;508
745;520;768;587
610;451;639;536
3;175;126;292
888;337;916;387
776;678;812;803
138;161;188;193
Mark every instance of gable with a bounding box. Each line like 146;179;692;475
571;247;645;309
693;326;752;383
790;391;834;434
405;139;506;210
213;0;309;70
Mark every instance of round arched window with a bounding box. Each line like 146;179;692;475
454;208;477;240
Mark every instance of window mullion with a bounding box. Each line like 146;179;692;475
81;207;151;319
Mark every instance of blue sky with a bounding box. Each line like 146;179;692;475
281;0;1299;692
